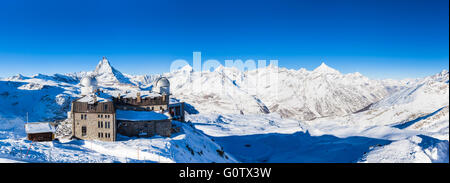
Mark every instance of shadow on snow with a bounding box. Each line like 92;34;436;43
209;131;392;163
392;107;445;129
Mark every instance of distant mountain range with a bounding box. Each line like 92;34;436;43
0;57;448;163
1;57;448;121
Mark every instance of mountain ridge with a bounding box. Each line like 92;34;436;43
1;59;448;121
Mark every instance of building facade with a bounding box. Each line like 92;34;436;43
71;97;117;141
70;74;183;142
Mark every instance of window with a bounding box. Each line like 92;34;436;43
81;114;84;120
82;126;87;136
104;104;108;111
101;121;103;128
98;133;100;138
98;121;100;128
84;114;87;120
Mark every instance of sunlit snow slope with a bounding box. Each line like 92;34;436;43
0;58;448;163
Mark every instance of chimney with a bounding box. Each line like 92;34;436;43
137;92;141;103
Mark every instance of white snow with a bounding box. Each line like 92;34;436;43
0;58;448;163
116;110;169;121
25;122;56;134
114;90;161;99
76;93;111;104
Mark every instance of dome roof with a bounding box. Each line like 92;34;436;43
155;77;170;88
80;75;98;87
152;77;170;95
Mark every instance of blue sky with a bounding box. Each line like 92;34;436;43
0;0;448;79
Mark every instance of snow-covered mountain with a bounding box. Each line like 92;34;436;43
165;62;400;120
93;57;133;85
0;58;448;163
1;59;406;121
1;58;446;126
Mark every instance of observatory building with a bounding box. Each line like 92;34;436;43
69;73;184;142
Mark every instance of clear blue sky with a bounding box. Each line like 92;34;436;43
0;0;448;79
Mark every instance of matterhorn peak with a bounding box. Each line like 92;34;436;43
92;56;131;84
94;56;114;74
313;62;340;74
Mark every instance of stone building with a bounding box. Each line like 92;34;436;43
70;94;116;141
116;110;171;137
70;72;184;142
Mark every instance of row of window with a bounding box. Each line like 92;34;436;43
81;126;112;139
87;104;109;111
98;132;111;138
98;114;111;118
122;106;164;111
121;98;164;103
80;114;112;120
98;121;111;129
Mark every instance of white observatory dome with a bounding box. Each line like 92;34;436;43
153;77;170;95
80;75;99;95
81;75;98;87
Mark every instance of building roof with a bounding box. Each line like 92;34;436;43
80;75;98;88
169;98;183;105
154;77;170;87
25;122;56;134
116;110;169;121
111;90;162;99
76;93;111;104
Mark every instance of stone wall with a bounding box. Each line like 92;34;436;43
117;120;171;138
73;112;116;141
115;104;168;112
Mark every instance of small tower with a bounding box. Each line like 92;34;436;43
136;92;141;103
152;77;170;95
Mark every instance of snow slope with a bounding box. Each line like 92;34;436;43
0;58;448;163
0;121;236;163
